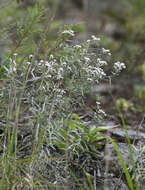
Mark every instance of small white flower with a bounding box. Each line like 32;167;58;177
87;78;93;81
62;62;67;66
12;60;16;66
12;67;16;72
114;62;126;72
46;74;52;78
60;89;66;94
91;35;100;41
102;48;111;55
53;181;57;185
50;54;54;59
58;67;63;73
97;58;107;66
84;57;90;63
62;30;75;36
26;61;31;65
29;54;33;59
98;109;106;116
74;45;81;48
96;101;100;105
13;53;18;56
95;67;106;78
45;61;50;66
67;66;72;71
87;39;91;43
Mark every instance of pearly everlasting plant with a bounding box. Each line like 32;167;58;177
3;28;125;123
0;25;126;189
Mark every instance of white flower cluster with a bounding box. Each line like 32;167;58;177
9;58;17;73
102;48;111;56
4;30;126;121
83;65;106;82
113;61;126;73
36;57;65;80
62;30;75;36
4;54;17;74
97;58;107;66
5;30;125;88
74;45;81;49
91;35;100;41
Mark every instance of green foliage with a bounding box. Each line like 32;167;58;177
104;0;145;71
52;114;116;158
134;85;145;110
116;98;134;112
2;1;142;189
108;136;135;190
0;0;62;60
137;62;145;80
115;106;140;190
0;18;124;188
